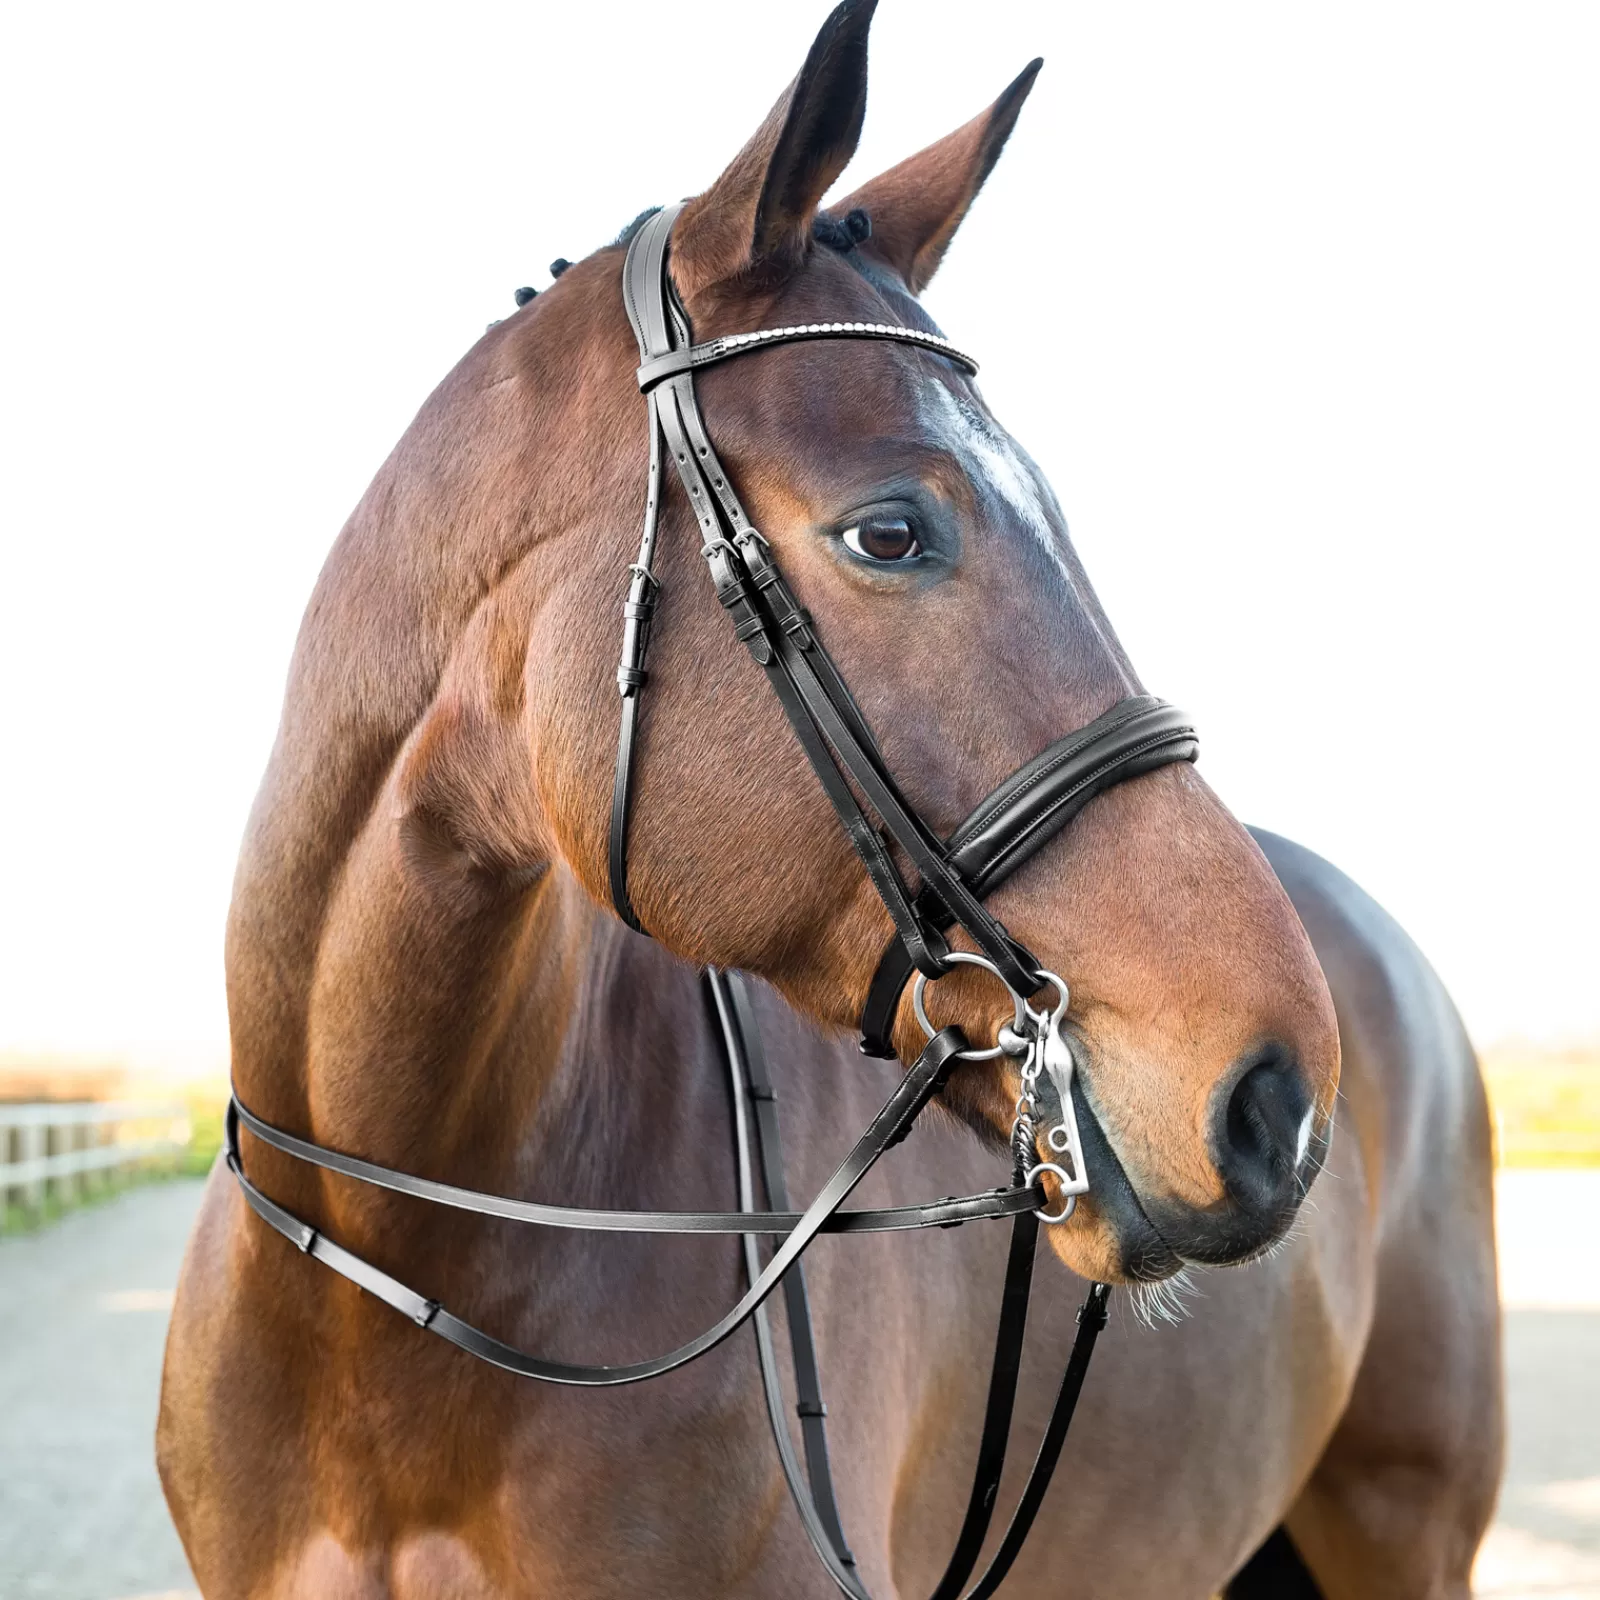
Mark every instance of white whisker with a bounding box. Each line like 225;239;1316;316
1129;1266;1201;1328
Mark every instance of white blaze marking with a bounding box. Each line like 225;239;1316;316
920;383;1078;593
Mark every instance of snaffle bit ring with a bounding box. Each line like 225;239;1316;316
912;952;1029;1062
1025;968;1070;1029
1025;1161;1079;1224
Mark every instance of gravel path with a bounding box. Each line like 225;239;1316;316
0;1173;1595;1599
0;1180;201;1600
1477;1170;1600;1599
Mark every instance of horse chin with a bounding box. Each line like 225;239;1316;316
1038;1085;1329;1285
1141;1120;1331;1269
1042;1084;1188;1285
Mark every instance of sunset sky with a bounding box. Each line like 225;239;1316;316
2;1;1595;1071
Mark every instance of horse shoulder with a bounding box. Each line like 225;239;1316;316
1248;826;1490;1218
1247;829;1501;1590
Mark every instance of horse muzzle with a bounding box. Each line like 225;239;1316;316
1066;1044;1330;1280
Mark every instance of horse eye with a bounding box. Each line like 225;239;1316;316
842;515;922;563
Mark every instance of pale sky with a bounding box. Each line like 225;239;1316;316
2;1;1595;1070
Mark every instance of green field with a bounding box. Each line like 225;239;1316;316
1482;1050;1600;1168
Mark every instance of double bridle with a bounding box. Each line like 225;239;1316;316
227;204;1198;1597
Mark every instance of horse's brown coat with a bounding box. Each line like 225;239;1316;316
158;4;1501;1594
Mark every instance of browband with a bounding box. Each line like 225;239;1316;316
636;321;978;392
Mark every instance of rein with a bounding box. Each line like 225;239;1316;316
226;203;1199;1595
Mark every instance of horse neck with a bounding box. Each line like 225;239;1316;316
235;827;734;1247
226;292;652;1180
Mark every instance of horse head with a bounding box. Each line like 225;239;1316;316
434;0;1340;1285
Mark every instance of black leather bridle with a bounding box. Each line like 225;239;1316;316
611;204;1196;1055
226;203;1199;1597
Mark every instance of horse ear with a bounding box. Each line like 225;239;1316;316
830;58;1042;296
670;0;876;300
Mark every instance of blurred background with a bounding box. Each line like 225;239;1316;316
1;2;1595;1596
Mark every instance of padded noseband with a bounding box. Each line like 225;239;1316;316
858;696;1196;1055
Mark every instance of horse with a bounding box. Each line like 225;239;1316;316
156;3;1502;1594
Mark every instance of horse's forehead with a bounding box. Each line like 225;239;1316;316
916;379;1079;593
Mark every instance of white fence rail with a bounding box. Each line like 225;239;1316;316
1;1101;191;1216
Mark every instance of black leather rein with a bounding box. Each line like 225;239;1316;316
228;988;1109;1598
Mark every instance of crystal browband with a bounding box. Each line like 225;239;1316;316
636;321;979;391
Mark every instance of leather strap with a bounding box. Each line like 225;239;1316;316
955;1282;1113;1600
946;696;1198;886
616;212;949;976
229;1094;1040;1234
228;1025;975;1385
608;203;683;930
858;696;1198;1056
708;966;1114;1599
711;969;857;1579
228;989;1112;1583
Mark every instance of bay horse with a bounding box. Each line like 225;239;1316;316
157;3;1502;1594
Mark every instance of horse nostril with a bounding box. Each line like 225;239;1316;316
1215;1048;1313;1217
